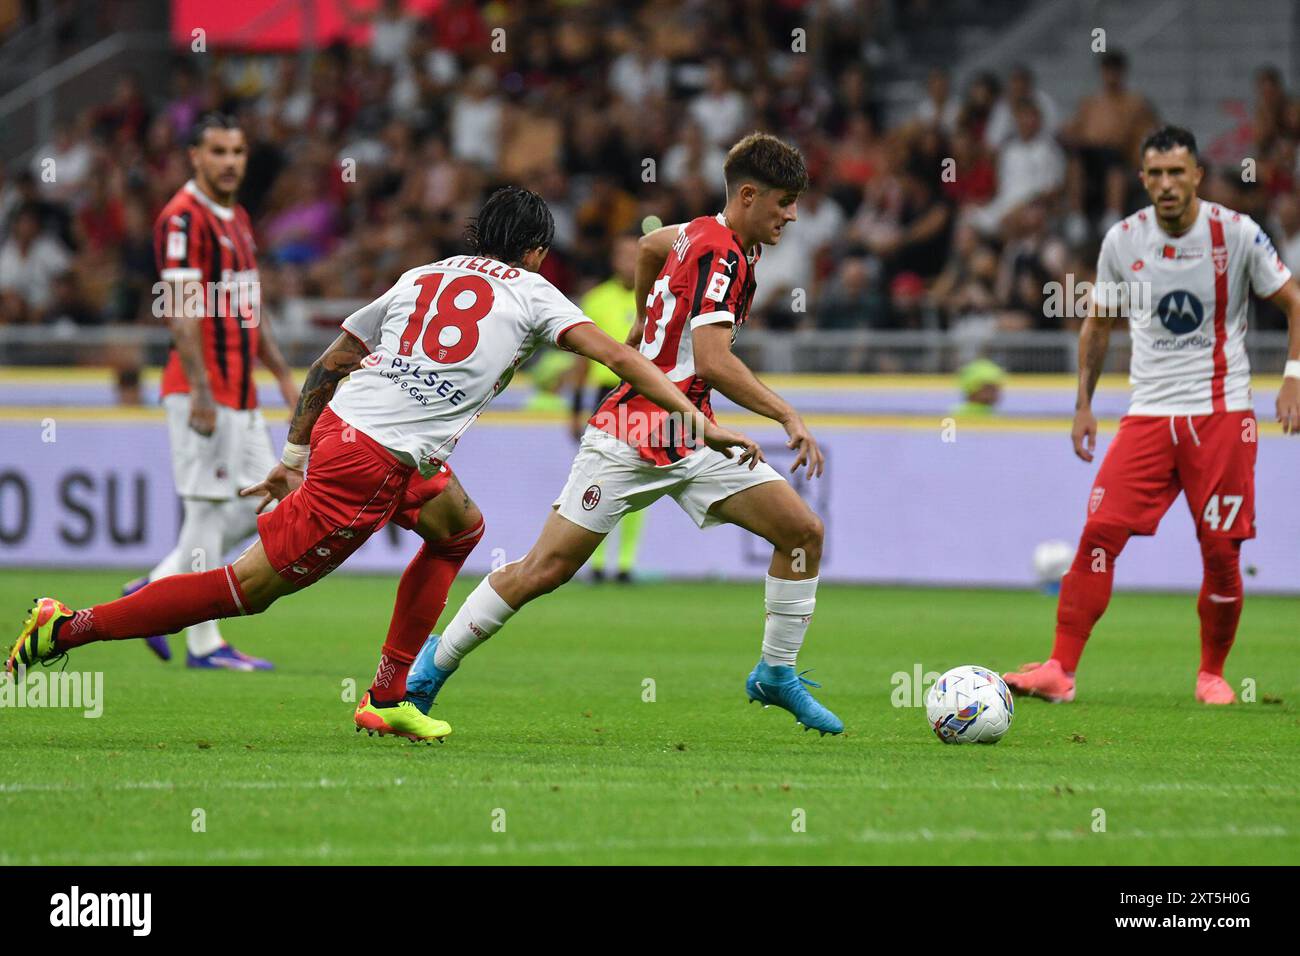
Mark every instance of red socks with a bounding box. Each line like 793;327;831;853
1051;522;1131;672
1197;537;1242;676
1051;524;1244;677
369;520;484;703
59;566;250;649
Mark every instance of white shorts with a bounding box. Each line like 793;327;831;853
163;394;277;500
554;426;785;534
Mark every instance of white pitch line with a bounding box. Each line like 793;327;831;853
0;824;1290;866
0;777;1295;796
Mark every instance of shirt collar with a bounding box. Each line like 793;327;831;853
184;180;235;222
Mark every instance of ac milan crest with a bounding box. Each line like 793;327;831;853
582;484;601;511
1089;487;1105;514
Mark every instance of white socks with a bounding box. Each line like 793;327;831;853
434;575;517;672
761;575;818;667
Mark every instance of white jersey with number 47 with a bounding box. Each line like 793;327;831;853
1094;201;1291;415
329;255;591;475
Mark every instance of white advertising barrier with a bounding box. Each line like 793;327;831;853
1;415;1297;592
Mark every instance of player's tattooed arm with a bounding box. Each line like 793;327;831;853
628;224;682;346
286;332;369;445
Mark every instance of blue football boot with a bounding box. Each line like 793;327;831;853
404;633;456;715
745;660;844;736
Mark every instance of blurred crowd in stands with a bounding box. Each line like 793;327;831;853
2;0;1299;343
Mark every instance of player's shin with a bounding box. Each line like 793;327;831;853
761;574;818;666
372;520;484;704
56;566;253;649
1051;522;1130;671
1197;537;1243;677
433;574;517;672
178;499;228;656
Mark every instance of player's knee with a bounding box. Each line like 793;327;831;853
1077;521;1130;565
428;513;486;560
241;590;278;615
1199;536;1241;581
779;511;824;561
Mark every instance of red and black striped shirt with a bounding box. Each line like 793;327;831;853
154;180;261;410
591;214;759;465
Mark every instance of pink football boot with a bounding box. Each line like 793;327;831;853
1195;671;1236;705
1003;659;1076;703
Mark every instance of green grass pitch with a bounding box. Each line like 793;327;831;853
0;570;1296;865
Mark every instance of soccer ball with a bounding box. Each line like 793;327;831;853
1032;539;1074;589
925;665;1014;744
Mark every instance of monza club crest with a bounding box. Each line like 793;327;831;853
581;484;602;511
1089;487;1105;514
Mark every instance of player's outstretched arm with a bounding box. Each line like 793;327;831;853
239;331;370;512
1072;296;1117;463
561;322;763;467
627;224;682;346
693;323;824;477
1266;277;1300;434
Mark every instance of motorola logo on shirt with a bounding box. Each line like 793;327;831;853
1156;290;1205;335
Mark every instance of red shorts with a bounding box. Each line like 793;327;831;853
257;406;452;586
1087;411;1257;540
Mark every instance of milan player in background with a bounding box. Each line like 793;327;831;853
125;113;299;670
1005;126;1300;705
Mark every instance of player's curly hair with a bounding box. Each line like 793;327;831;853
723;132;809;196
465;186;556;264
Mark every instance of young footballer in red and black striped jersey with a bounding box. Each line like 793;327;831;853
404;133;845;736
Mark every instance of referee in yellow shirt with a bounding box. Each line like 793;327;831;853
572;234;646;583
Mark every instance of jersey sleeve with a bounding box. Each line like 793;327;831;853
1091;225;1127;314
687;243;744;329
532;280;592;348
1241;215;1292;298
155;211;204;282
341;283;397;350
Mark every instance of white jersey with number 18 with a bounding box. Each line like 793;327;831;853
328;255;591;475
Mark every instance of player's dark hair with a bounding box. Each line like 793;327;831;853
1101;49;1128;71
1140;125;1200;164
189;112;241;147
723;132;809;197
465;186;555;264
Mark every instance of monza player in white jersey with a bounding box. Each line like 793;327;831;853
10;188;763;744
1006;126;1300;706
